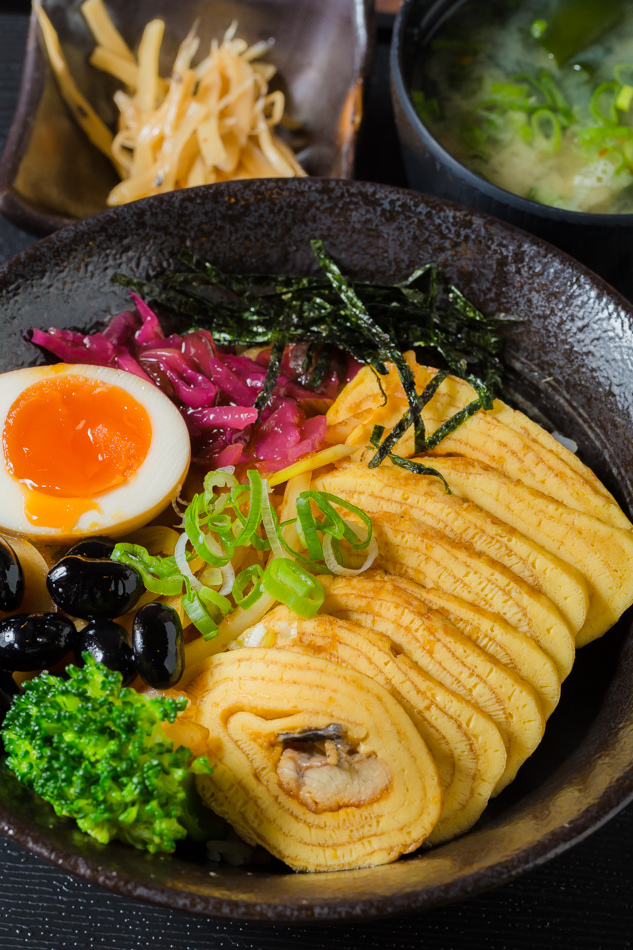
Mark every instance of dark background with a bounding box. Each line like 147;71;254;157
0;2;632;948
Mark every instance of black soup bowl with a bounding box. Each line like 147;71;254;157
1;178;633;922
391;0;633;300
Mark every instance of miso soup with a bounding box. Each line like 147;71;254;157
413;0;633;213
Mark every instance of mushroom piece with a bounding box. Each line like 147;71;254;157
276;724;391;813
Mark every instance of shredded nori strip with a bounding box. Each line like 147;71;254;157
367;368;450;467
368;428;451;493
254;337;284;418
114;240;511;466
310;239;427;452
370;366;388;408
424;375;494;450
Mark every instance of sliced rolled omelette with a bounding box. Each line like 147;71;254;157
189;649;443;872
324;353;633;648
259;605;507;844
315;462;589;636
325;354;630;530
319;574;545;794
349;508;575;681
419;456;633;647
384;574;561;719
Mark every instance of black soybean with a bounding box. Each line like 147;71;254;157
0;537;24;613
0;613;76;671
75;620;136;686
132;603;184;689
66;537;116;560
47;555;143;619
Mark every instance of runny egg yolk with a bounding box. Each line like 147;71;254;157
2;375;152;529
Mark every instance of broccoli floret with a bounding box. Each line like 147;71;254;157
1;654;216;854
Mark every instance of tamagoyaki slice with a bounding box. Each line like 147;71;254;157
364;571;561;719
320;575;545;793
315;462;588;636
420;455;633;647
189;648;443;872
258;605;507;844
365;509;575;680
325;356;630;530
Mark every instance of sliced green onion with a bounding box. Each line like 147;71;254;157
322;526;378;577
301;491;373;551
199;564;223;588
294;495;325;561
182;579;231;640
486;82;531;110
232;565;264;610
623;138;633;168
616;84;633;112
174;531;202;591
590;82;620;124
185;494;232;566
231;470;265;548
511;73;550;109
530;108;562;154
278;533;334;575
218;558;235;597
261;558;324;618
537;71;573;125
261;481;284;559
111;543;183;596
575;124;633;145
198;586;232;619
530;18;547;38
202;468;238;509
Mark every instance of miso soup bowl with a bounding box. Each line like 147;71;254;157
391;0;633;300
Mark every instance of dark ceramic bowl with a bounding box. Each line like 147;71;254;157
0;0;373;235
1;178;633;922
391;0;633;300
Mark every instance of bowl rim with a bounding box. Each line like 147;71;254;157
1;177;633;922
391;0;633;226
0;0;374;237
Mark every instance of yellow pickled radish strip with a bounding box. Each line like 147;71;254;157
33;3;119;168
180;592;277;684
89;47;139;90
135;19;165;116
80;0;135;63
277;471;311;551
36;6;306;202
266;444;356;487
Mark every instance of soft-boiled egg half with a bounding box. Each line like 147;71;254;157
0;363;190;542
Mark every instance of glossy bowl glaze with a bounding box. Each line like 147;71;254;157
391;0;633;300
0;0;373;235
0;178;632;922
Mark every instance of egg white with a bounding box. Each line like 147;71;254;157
0;363;191;542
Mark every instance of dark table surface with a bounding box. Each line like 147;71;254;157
0;6;633;949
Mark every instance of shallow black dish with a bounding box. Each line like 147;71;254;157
391;0;633;300
0;178;632;922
